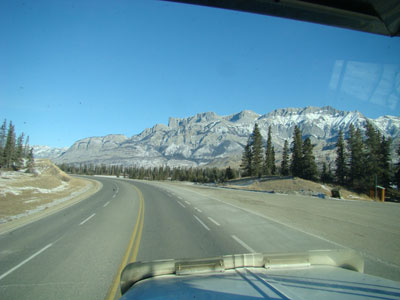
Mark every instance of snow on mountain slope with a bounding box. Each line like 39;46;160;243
33;145;68;159
374;115;400;138
48;106;399;168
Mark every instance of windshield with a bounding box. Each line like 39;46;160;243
1;1;399;299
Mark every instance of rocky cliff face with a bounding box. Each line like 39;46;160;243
52;106;400;168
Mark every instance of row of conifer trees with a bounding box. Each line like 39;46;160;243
240;121;400;193
0;119;34;171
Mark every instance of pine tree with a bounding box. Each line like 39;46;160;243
264;126;274;175
0;119;6;163
281;139;289;175
271;145;276;175
15;133;24;170
320;162;333;183
290;126;303;177
240;138;252;177
335;130;347;185
396;143;400;190
225;166;235;180
301;137;317;180
348;125;364;189
27;147;34;173
3;121;16;169
379;136;392;188
364;120;380;188
24;135;30;157
250;124;263;177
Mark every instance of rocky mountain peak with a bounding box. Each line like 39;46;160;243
227;110;260;122
266;106;340;117
52;106;400;168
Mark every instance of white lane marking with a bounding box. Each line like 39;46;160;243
175;187;400;270
103;201;110;207
112;194;116;198
194;207;202;213
178;196;183;200
187;189;345;248
177;201;186;208
193;215;210;231
208;217;220;226
232;235;255;253
184;200;191;205
79;213;96;226
0;243;53;281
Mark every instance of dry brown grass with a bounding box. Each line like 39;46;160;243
224;177;372;201
0;159;92;221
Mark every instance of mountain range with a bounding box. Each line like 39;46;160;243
32;145;68;160
34;106;400;168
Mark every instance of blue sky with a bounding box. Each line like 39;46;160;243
1;0;399;147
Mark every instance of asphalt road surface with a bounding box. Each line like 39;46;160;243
0;177;399;300
0;177;141;300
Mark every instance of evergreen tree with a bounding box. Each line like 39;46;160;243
240;138;252;177
15;133;24;170
320;162;333;183
3;121;16;169
281;139;289;175
24;135;30;157
271;146;276;175
0;119;6;163
264;126;274;175
0;119;6;147
27;147;34;173
364;120;380;188
396;143;400;190
290;126;303;177
250;124;263;177
348;125;364;189
301;137;317;180
225;166;235;180
0;120;7;167
379;136;392;188
335;130;348;185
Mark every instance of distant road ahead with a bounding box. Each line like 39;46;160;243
1;177;399;300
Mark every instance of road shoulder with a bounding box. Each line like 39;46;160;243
0;177;102;235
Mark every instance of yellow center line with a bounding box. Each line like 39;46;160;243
105;184;145;300
129;186;145;263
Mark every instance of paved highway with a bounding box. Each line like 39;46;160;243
151;180;400;282
0;177;141;300
134;180;335;262
0;177;399;300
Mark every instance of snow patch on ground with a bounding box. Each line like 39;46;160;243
0;181;69;196
24;198;40;204
320;184;330;192
0;183;92;223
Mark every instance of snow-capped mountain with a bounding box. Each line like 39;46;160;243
51;106;400;168
33;145;68;159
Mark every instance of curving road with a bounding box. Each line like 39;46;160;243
0;177;399;300
0;177;141;300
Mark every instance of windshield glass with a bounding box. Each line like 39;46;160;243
1;1;399;299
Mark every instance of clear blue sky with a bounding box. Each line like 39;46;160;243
1;0;399;147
